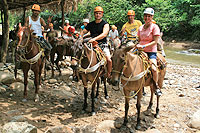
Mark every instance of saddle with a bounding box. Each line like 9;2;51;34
138;51;167;71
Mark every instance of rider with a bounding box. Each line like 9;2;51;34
80;19;89;32
136;8;162;96
24;4;52;52
108;25;120;49
61;20;71;39
46;23;58;43
80;6;112;78
120;10;142;46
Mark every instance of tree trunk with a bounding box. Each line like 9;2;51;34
1;0;9;63
61;0;65;36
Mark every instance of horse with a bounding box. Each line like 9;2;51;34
47;30;75;77
110;44;167;129
72;38;108;115
16;23;45;102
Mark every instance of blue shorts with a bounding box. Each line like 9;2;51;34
146;52;157;59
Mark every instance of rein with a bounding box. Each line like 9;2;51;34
18;30;44;65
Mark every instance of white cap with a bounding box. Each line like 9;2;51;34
144;8;154;15
83;19;89;23
65;20;69;23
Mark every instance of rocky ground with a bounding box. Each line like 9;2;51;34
0;42;200;133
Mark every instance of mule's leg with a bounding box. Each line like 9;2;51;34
22;66;29;102
147;85;154;111
33;67;40;102
39;58;45;86
83;87;88;112
102;76;109;99
55;53;62;76
91;82;96;115
135;90;142;130
143;87;146;96
155;95;160;118
50;51;55;78
123;90;130;126
14;49;18;79
95;78;100;100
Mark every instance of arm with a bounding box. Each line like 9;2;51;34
80;28;88;38
89;23;109;43
137;35;159;49
120;24;126;36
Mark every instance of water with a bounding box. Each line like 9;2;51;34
164;46;200;67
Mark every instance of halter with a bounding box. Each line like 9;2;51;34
112;52;149;98
17;27;44;65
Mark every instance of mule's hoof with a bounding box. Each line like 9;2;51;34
155;89;162;96
34;95;39;102
105;96;109;99
94;98;98;102
91;112;96;116
143;92;147;96
154;114;160;119
22;99;27;102
39;85;42;89
135;124;141;130
81;110;86;114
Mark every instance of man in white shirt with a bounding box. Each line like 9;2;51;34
108;25;120;49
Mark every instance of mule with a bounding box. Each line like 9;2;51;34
73;38;108;115
16;24;45;102
111;44;167;129
47;31;75;77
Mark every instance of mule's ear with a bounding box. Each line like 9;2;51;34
30;29;34;33
19;23;22;29
123;44;136;53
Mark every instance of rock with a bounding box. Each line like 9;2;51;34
80;125;96;133
144;129;161;133
45;126;73;133
189;110;200;129
60;85;71;91
0;71;15;84
9;82;25;91
1;122;37;133
49;79;57;84
10;115;27;122
52;88;75;99
96;120;115;132
0;86;6;92
5;110;21;116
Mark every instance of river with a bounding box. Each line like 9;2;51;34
164;46;200;67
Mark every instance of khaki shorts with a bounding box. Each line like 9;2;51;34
103;46;111;57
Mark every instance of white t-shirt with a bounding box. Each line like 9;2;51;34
108;29;119;39
29;16;43;37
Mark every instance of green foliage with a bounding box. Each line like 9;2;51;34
6;0;200;41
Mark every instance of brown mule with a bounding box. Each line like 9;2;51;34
16;23;45;102
47;32;75;77
111;45;167;129
73;38;108;115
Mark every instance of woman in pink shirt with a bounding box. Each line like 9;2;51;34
137;8;162;96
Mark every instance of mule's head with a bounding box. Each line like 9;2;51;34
71;37;83;68
111;45;135;86
17;23;33;50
